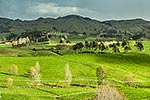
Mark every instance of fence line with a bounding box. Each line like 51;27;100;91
1;91;95;98
0;78;150;83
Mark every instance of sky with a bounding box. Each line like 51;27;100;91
0;0;150;21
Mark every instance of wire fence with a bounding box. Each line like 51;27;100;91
0;78;150;83
0;78;150;99
1;91;95;97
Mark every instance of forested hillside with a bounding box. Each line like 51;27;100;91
0;15;150;40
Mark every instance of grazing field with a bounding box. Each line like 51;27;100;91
0;41;150;100
0;53;150;99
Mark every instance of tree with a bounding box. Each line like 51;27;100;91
30;61;41;86
98;42;106;52
109;43;120;53
8;64;18;75
52;27;57;32
65;63;72;86
6;33;18;40
96;66;105;86
84;40;90;50
121;40;129;48
92;41;99;51
7;78;13;87
134;41;144;51
72;42;84;52
124;73;135;87
121;40;131;52
124;45;131;52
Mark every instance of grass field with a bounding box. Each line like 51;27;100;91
0;41;150;100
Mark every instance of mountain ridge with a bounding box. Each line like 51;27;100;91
0;15;150;39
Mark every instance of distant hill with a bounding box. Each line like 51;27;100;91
0;15;150;40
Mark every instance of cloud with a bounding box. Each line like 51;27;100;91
1;0;150;20
27;2;97;17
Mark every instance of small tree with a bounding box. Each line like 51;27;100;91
124;73;135;87
8;64;18;75
121;40;129;48
35;61;40;74
85;40;90;50
121;40;131;52
65;63;72;86
116;41;120;47
124;45;131;53
109;43;120;53
99;42;106;52
30;61;41;86
94;85;124;100
134;41;144;51
96;66;105;86
7;78;13;87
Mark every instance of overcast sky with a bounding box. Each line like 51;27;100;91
0;0;149;21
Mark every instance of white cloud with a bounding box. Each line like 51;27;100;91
27;2;97;17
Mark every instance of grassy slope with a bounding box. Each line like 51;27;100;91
0;53;150;100
0;41;150;99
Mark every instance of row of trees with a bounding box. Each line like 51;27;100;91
71;40;144;53
72;41;106;52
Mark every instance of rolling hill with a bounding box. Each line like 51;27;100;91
0;15;150;39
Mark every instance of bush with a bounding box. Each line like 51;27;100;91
8;64;18;75
124;73;135;87
30;61;41;86
96;66;106;85
7;78;13;87
65;63;72;86
94;85;125;100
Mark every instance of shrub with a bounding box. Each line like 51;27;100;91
35;61;40;73
30;61;41;86
124;73;135;86
134;41;144;51
96;66;106;85
7;78;13;87
94;85;124;100
8;64;18;75
65;63;72;85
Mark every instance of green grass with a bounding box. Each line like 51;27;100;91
0;40;150;99
0;53;150;100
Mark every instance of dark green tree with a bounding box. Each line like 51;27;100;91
121;40;129;48
84;40;90;50
72;42;84;52
134;41;144;51
98;42;106;52
109;43;120;53
116;41;120;47
121;40;131;52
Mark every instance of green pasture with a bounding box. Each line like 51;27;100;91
0;40;150;99
0;53;150;99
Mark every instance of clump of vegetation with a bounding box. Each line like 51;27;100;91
7;78;13;87
134;41;144;51
96;66;106;86
30;61;41;86
8;64;18;75
109;43;120;53
121;40;131;52
64;63;72;86
94;85;125;100
124;73;135;87
72;42;84;52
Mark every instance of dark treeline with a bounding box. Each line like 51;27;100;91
71;40;144;53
